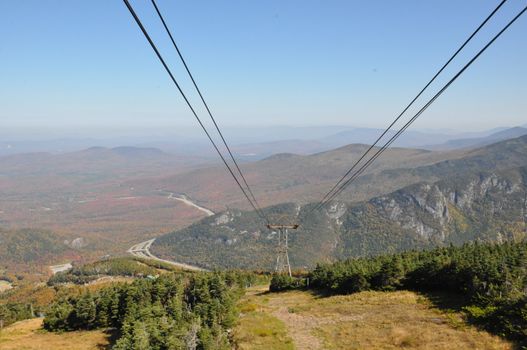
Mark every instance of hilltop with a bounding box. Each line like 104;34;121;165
2;242;521;349
138;143;464;211
428;126;527;150
234;287;511;350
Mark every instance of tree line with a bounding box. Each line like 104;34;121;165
47;257;161;286
0;302;34;328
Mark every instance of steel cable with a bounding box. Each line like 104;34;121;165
309;0;508;215
316;3;527;209
150;0;267;220
122;0;268;222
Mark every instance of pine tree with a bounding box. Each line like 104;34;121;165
131;321;150;350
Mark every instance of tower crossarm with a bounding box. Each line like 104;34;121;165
266;224;299;230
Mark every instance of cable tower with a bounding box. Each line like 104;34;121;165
268;224;298;276
267;213;299;276
523;192;527;235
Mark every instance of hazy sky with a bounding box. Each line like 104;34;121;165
1;0;526;134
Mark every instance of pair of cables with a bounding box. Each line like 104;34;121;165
309;0;526;215
122;0;268;222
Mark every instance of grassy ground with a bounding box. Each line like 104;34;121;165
0;287;514;350
233;286;513;350
0;318;112;350
233;285;294;350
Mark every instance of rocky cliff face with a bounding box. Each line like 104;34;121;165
337;167;527;257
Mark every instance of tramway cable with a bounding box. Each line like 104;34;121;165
308;0;508;215
122;0;268;222
314;3;527;211
149;0;266;219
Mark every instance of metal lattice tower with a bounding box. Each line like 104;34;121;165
267;223;298;277
524;192;527;234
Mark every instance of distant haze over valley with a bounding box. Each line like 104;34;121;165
1;124;526;158
1;126;526;267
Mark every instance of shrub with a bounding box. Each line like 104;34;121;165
269;274;306;292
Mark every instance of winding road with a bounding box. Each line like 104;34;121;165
166;192;215;216
128;238;206;271
127;192;213;272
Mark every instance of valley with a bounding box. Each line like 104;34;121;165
0;147;216;261
0;137;467;268
1;133;526;274
150;136;527;270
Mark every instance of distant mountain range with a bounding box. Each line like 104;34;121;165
1;126;525;267
229;127;454;159
320;128;452;148
135;142;464;211
2;125;524;158
230;126;527;159
228;128;453;160
83;146;167;158
428;126;527;150
132;128;527;212
150;135;527;270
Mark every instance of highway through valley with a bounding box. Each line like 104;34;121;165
166;192;215;216
127;192;214;271
128;238;206;271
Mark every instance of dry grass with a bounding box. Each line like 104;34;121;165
235;287;513;350
0;281;12;293
298;291;509;349
233;286;294;350
0;318;111;350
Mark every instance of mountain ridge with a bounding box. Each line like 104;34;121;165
426;126;527;150
151;136;527;270
151;166;527;270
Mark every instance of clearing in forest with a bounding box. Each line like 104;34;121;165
0;318;111;350
233;286;512;350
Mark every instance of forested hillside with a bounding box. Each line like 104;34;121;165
152;164;527;270
0;228;76;273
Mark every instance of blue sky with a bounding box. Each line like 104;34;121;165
1;0;526;134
